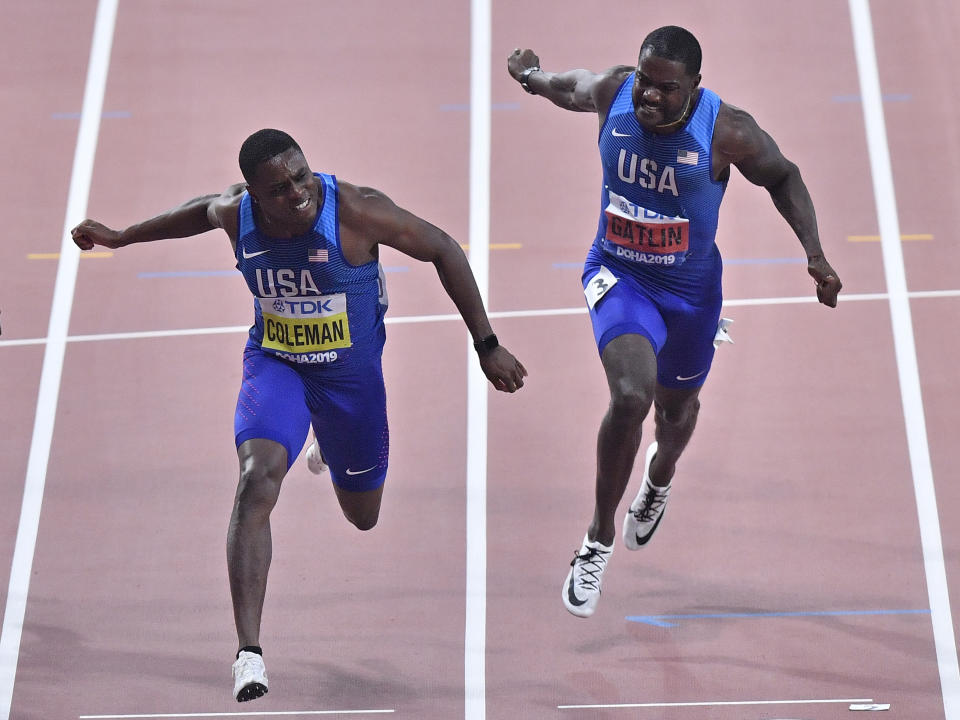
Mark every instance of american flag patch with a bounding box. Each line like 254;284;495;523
308;248;329;263
677;149;699;165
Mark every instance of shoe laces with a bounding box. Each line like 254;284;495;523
633;485;669;522
570;546;610;591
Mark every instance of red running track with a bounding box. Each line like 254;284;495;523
1;1;958;719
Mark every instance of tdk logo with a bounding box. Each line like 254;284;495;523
286;299;335;313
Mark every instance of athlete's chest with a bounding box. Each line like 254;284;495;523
599;126;709;199
238;232;340;298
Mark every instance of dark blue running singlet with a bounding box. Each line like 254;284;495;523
235;172;387;374
594;79;727;301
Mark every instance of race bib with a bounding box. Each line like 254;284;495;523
584;266;618;309
603;191;689;266
258;293;352;354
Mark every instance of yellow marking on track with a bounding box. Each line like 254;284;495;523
847;234;933;242
28;251;114;259
459;243;523;251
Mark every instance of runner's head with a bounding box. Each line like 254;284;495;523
239;129;321;234
632;26;702;133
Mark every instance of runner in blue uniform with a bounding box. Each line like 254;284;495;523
71;129;527;700
508;26;841;618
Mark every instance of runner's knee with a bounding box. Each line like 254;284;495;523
655;395;700;427
235;463;284;518
609;380;654;425
344;508;380;531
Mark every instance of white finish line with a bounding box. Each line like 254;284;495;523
1;288;958;351
79;710;394;719
558;697;874;710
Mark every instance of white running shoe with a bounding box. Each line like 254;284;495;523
562;534;613;618
232;650;268;702
623;442;671;550
305;437;328;475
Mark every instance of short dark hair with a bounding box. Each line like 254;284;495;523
238;129;302;182
640;26;702;76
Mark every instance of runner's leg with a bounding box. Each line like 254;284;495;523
230;342;312;649
649;384;703;487
589;333;658;546
229;438;288;649
307;360;389;531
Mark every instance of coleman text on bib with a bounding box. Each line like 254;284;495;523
259;293;352;354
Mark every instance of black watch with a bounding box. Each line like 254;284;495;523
473;333;499;355
519;66;541;94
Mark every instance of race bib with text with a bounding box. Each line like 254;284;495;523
602;191;690;266
258;293;352;357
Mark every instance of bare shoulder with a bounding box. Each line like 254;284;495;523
714;102;765;162
336;180;395;228
208;182;246;235
601;64;635;83
210;182;246;213
594;64;634;110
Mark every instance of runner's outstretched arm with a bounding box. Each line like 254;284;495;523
70;184;245;250
338;182;528;393
714;105;842;307
507;48;630;115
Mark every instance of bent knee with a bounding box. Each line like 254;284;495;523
655;396;701;426
609;383;654;422
235;465;284;515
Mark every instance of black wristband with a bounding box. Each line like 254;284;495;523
473;333;499;355
519;66;541;94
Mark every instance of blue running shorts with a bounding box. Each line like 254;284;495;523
234;339;389;491
582;254;723;390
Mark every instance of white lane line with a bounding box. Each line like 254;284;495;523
465;0;491;718
0;2;118;719
79;711;394;719
2;287;959;350
849;1;960;717
558;697;874;710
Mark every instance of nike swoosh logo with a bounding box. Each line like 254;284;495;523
566;571;587;607
345;465;378;476
633;507;667;546
242;248;270;259
675;370;706;382
611;128;632;137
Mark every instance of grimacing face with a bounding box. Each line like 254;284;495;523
246;147;321;234
631;48;701;132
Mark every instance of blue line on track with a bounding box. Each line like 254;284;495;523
552;258;804;269
51;110;131;119
626;608;930;627
138;266;410;279
723;257;806;265
138;270;240;279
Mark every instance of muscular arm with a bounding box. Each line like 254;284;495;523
507;48;630;121
71;183;245;251
714;104;842;307
338;181;527;392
